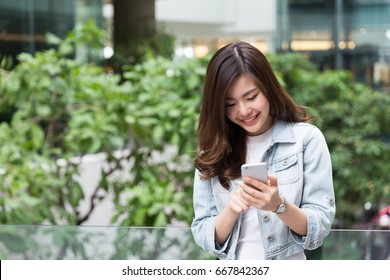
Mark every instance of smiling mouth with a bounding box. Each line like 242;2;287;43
241;114;258;125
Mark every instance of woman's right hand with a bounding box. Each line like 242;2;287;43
228;188;250;213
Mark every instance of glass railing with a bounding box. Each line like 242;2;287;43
0;225;389;260
311;229;390;260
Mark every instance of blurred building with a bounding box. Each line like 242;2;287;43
277;0;390;91
0;0;104;66
156;0;276;56
1;0;390;90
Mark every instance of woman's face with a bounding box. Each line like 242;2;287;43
225;74;273;136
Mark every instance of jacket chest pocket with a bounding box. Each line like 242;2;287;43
273;154;299;184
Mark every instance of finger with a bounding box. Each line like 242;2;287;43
230;199;249;213
239;188;265;208
241;177;266;192
268;175;278;187
240;186;261;201
238;183;260;201
237;190;251;208
229;202;244;213
231;189;250;210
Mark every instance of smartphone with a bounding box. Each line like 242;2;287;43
241;162;268;183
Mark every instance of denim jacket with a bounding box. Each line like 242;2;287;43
191;120;336;260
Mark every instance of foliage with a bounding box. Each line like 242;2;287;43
0;23;128;225
109;30;176;78
269;53;390;227
112;55;208;226
0;22;206;228
0;55;14;71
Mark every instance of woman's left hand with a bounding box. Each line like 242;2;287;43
238;175;282;211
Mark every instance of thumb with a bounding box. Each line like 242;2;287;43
268;175;278;187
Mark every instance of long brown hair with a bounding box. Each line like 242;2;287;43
195;41;312;189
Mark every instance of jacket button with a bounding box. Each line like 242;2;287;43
283;160;288;166
267;235;273;241
263;215;270;222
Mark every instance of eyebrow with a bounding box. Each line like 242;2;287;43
225;87;258;100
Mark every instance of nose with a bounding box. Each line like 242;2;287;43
238;101;251;117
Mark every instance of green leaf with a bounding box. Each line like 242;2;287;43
45;32;62;45
69;183;84;207
154;211;168;227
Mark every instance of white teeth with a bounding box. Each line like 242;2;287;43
243;116;256;122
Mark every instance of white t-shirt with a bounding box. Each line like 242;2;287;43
235;127;306;260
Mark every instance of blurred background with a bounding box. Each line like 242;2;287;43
0;0;390;260
1;0;390;90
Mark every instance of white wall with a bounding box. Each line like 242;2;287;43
73;153;116;226
156;0;235;24
156;0;277;50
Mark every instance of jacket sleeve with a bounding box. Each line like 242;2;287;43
292;126;336;250
190;169;232;257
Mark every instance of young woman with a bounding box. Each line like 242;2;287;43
191;41;336;260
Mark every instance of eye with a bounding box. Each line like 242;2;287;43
247;94;258;101
225;98;235;107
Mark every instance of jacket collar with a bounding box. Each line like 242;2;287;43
271;120;296;144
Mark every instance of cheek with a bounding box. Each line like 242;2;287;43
258;96;270;112
261;102;270;114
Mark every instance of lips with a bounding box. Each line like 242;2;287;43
241;114;258;125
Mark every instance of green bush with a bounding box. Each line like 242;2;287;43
0;22;207;227
0;24;129;225
112;55;208;226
